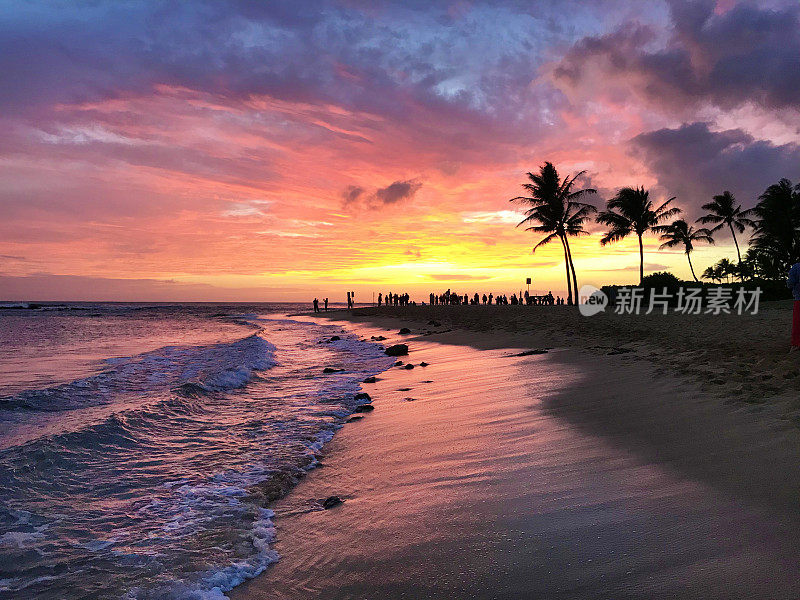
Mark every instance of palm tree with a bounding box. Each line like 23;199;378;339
716;258;736;283
702;264;723;283
597;186;681;284
655;219;714;282
749;178;800;279
697;191;754;264
562;203;597;302
510;162;596;305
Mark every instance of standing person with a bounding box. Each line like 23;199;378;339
313;298;319;313
346;292;351;309
788;262;800;351
378;293;383;307
324;298;328;311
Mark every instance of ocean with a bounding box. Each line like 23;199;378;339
0;302;392;599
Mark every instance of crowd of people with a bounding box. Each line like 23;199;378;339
378;292;411;306
314;289;568;312
427;289;563;306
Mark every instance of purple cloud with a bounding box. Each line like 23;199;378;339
553;0;800;112
631;122;800;213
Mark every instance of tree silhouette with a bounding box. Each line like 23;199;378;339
701;264;723;283
510;162;596;305
716;258;736;283
656;219;714;282
697;191;754;265
597;187;680;284
749;179;800;279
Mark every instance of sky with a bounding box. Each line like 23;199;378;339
1;0;799;302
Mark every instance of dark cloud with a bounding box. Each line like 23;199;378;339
631;122;800;213
341;185;365;205
554;0;800;111
374;180;422;205
341;179;422;210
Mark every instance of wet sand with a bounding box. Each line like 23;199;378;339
233;312;800;599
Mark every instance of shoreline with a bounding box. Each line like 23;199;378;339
232;309;800;599
321;305;800;509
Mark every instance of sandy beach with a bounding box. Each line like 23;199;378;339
233;305;800;599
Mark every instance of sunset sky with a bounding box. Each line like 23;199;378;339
2;0;799;301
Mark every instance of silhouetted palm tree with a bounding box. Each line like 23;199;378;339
655;219;714;282
511;162;596;305
697;191;754;265
597;187;680;284
749;178;800;278
741;247;775;280
702;264;723;283
716;258;736;283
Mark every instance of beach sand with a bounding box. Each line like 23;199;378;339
233;305;800;599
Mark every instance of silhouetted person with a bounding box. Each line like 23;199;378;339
313;298;319;313
789;262;800;351
324;298;328;311
378;293;383;307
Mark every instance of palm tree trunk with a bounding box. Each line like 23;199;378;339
559;234;573;305
565;237;579;305
637;233;644;284
729;223;742;264
729;223;746;280
687;251;698;282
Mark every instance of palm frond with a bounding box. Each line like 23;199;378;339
532;232;559;253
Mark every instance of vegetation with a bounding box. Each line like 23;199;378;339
510;162;799;301
597;187;680;284
702;258;738;283
656;219;714;282
510;162;596;305
748;179;800;280
697;191;754;265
